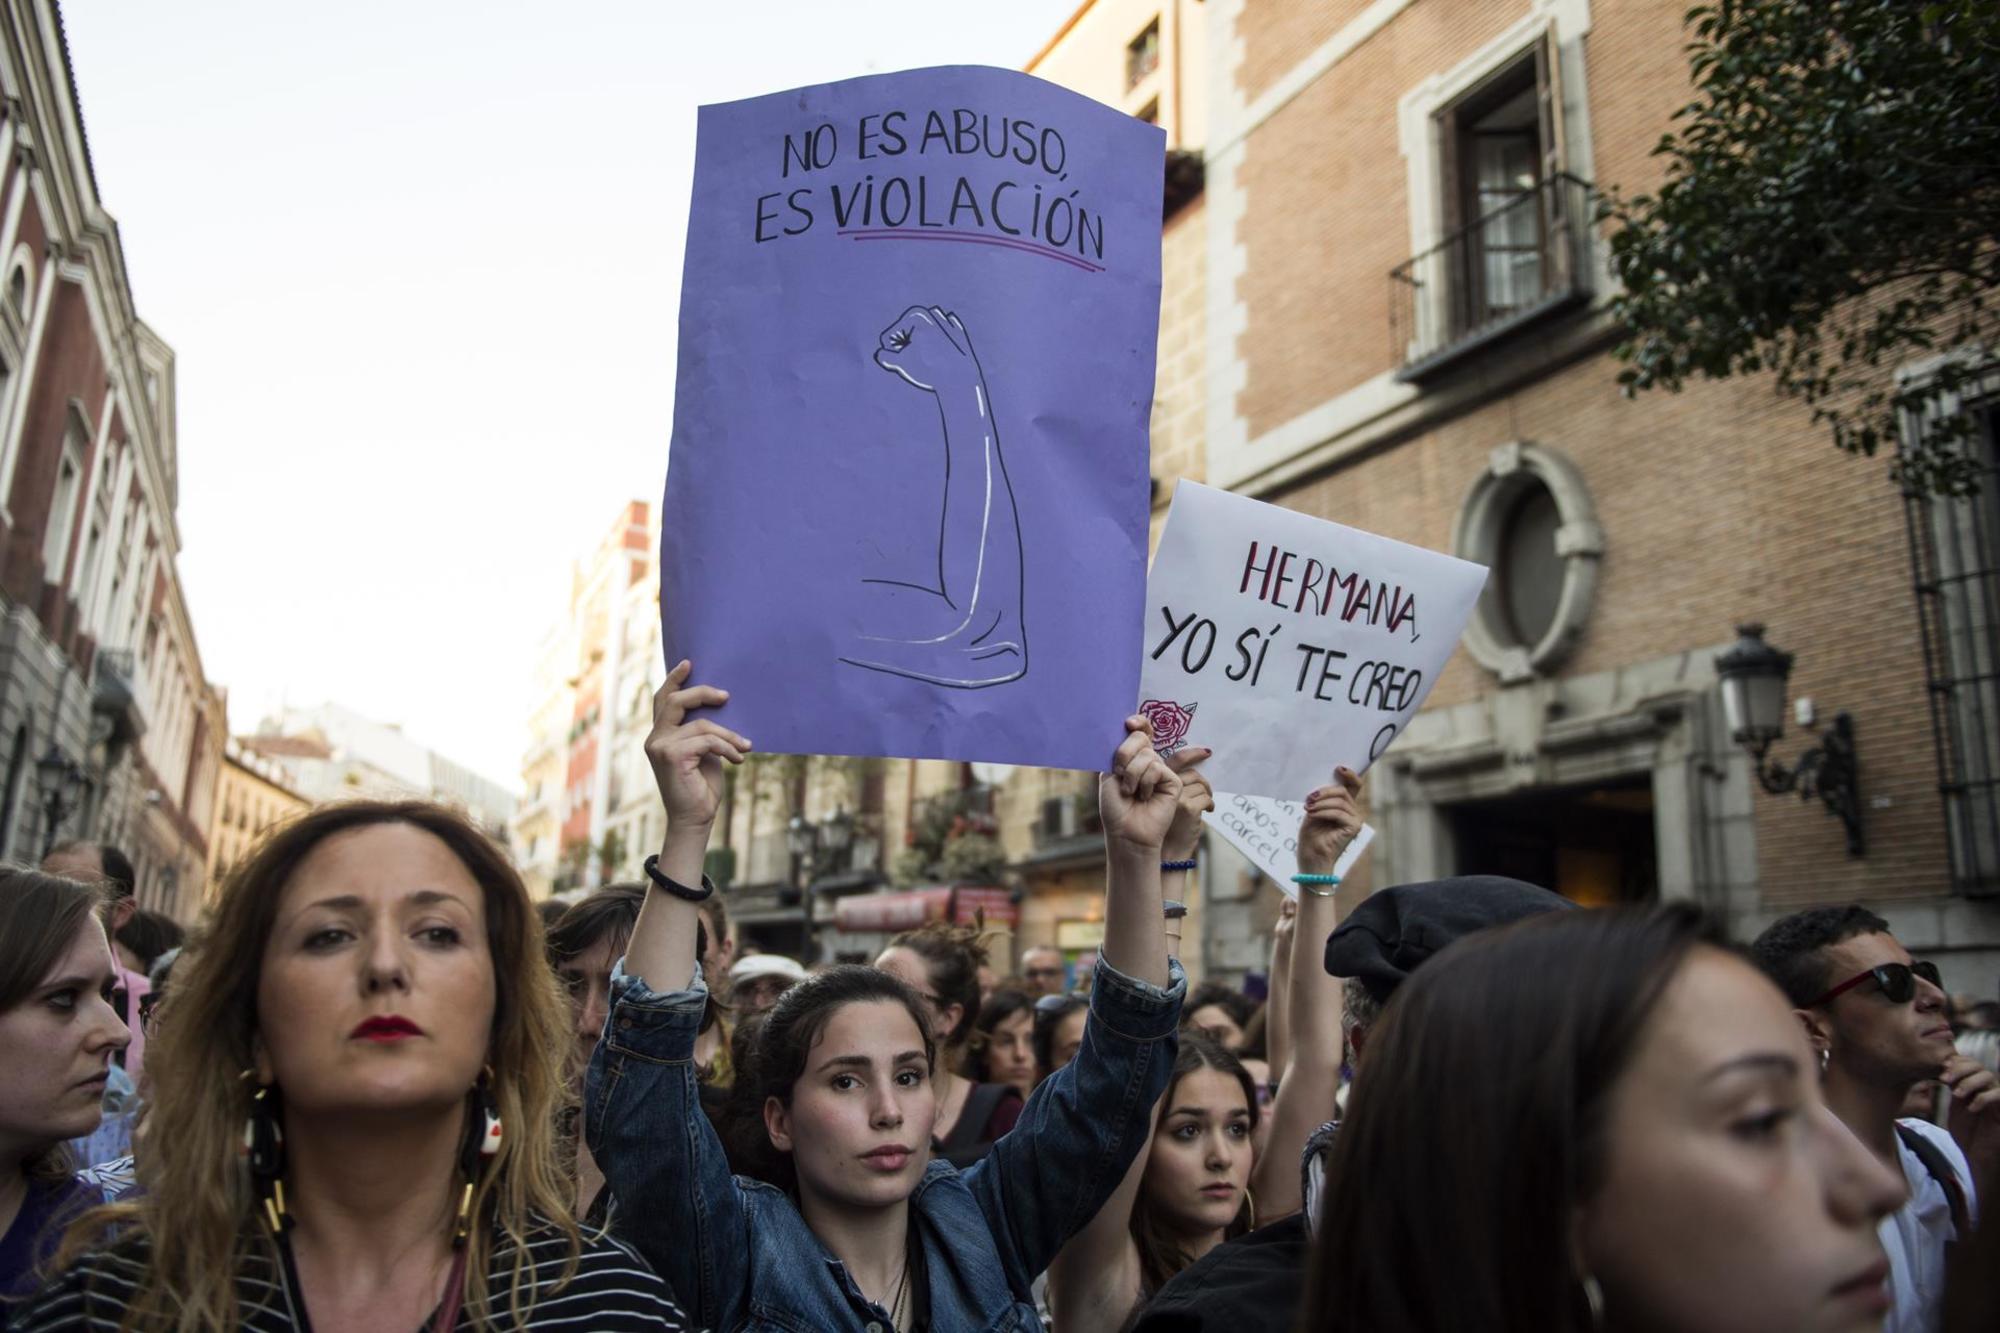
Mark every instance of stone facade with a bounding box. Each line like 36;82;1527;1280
0;1;220;920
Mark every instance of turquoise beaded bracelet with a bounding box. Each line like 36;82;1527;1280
1292;873;1341;898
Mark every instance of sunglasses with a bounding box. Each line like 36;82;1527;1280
1807;959;1943;1009
1033;992;1088;1016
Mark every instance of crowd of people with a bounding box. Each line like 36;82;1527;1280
0;657;1995;1330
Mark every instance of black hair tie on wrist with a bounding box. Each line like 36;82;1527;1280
642;855;716;903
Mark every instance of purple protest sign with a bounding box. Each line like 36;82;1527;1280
662;67;1163;769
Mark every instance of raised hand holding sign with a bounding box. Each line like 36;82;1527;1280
1299;767;1364;874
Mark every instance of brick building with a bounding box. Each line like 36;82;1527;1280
1186;0;2000;988
0;0;221;918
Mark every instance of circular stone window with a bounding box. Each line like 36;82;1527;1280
1452;442;1602;683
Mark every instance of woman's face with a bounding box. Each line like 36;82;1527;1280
765;999;938;1211
1143;1067;1253;1238
983;1008;1036;1097
0;915;128;1159
1187;1004;1246;1052
557;933;622;1084
875;946;961;1049
256;823;497;1120
1042;1008;1088;1081
1579;947;1906;1333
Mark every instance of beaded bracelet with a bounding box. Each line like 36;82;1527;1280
1160;858;1198;872
1292;872;1341;899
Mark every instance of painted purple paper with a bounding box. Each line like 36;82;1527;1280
662;66;1163;770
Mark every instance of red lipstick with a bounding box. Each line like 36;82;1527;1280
350;1015;424;1042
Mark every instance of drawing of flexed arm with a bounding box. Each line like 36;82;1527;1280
842;305;1028;688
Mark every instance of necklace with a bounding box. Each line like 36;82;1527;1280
888;1257;911;1331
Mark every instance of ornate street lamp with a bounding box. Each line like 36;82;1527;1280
819;807;855;870
786;812;818;887
1714;624;1863;856
33;740;90;859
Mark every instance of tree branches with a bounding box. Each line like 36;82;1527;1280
1603;0;2000;495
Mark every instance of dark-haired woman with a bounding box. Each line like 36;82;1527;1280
1182;983;1256;1054
1304;903;1908;1333
876;923;1022;1165
0;872;128;1307
586;661;1187;1332
1033;992;1089;1084
1048;768;1361;1331
15;800;691;1331
967;990;1036;1103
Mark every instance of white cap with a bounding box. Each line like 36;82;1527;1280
729;954;807;985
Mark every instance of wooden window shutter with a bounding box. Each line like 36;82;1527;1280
1534;21;1567;182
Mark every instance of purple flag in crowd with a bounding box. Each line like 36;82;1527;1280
661;65;1163;769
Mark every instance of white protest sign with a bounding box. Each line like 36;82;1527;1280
1205;792;1376;896
1138;481;1487;798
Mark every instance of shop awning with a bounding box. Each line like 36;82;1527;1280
833;885;1018;933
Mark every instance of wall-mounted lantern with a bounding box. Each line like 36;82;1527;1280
1715;624;1863;856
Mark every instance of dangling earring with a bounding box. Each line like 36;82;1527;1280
454;1067;503;1247
1819;1046;1830;1076
1580;1273;1606;1331
1243;1186;1258;1232
239;1073;289;1235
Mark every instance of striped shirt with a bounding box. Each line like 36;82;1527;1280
8;1223;690;1331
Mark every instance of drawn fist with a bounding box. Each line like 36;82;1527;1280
874;305;977;392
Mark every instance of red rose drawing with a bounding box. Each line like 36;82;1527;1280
1139;699;1198;754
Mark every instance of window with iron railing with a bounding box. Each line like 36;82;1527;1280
1391;33;1592;378
1126;19;1160;90
1904;380;2000;896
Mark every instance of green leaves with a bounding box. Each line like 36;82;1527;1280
1603;0;1998;495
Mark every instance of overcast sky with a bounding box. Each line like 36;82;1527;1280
58;0;1080;788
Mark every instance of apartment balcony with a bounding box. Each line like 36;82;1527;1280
520;731;562;772
1390;172;1594;381
91;648;144;749
1022;790;1104;870
513;786;557;827
912;783;996;832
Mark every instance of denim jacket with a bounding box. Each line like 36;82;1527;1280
586;955;1185;1333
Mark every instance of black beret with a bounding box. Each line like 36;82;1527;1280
1323;876;1576;1001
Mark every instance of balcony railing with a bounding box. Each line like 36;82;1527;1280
91;648;144;747
1390;172;1594;380
913;783;996;831
1033;790;1103;851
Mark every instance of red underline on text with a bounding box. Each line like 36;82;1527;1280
837;228;1105;274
